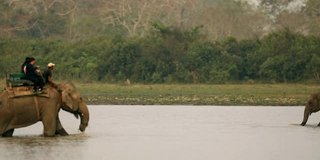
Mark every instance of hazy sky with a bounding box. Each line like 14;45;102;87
243;0;306;11
244;0;260;6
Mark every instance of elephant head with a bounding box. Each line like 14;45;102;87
58;83;89;132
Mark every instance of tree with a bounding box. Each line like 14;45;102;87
304;0;320;36
99;0;198;37
259;0;291;19
253;29;311;82
99;0;159;37
0;0;79;38
275;11;308;34
305;0;320;16
195;0;268;40
306;55;320;81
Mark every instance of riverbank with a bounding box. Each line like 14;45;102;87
1;80;318;106
75;83;319;106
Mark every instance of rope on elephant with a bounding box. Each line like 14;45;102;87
33;96;40;120
8;97;13;110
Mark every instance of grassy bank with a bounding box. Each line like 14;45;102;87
1;80;319;106
75;83;319;106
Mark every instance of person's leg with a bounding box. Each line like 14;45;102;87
26;76;37;91
37;76;44;90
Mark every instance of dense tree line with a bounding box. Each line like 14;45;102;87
0;0;319;83
0;0;320;40
1;27;320;83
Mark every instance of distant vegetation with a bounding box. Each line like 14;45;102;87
0;0;320;83
75;83;320;105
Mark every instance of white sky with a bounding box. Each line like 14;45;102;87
244;0;260;7
243;0;306;11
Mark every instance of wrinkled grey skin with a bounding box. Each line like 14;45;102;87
0;83;89;137
301;93;320;126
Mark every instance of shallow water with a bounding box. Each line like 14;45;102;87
0;105;319;160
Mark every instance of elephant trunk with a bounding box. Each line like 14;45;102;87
78;102;89;132
301;106;310;126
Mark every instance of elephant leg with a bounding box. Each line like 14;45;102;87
55;116;68;136
2;129;14;137
301;107;310;126
42;115;57;137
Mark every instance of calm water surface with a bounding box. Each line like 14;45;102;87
0;105;319;160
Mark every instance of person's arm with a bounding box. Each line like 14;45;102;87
23;66;27;74
49;81;58;88
48;75;52;82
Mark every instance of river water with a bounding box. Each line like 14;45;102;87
0;105;319;160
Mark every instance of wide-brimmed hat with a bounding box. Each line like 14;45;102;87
47;62;55;67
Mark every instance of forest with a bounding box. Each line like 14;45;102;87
0;0;320;83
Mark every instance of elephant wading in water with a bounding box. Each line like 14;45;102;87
301;93;320;126
0;83;89;137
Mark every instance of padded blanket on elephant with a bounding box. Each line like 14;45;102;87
6;87;50;98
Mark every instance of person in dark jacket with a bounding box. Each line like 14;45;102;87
43;63;57;88
21;57;31;75
25;57;44;92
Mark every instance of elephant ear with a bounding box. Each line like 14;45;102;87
62;91;74;111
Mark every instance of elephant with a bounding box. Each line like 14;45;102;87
301;93;320;126
0;83;89;137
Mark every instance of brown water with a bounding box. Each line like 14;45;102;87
0;105;319;160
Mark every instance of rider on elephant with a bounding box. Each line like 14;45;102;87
21;57;31;75
25;57;44;92
43;63;58;89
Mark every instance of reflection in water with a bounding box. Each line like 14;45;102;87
0;134;89;160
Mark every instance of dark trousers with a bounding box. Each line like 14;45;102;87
26;76;44;90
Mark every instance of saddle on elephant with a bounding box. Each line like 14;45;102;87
5;73;49;98
5;86;50;98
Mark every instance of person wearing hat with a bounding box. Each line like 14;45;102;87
25;57;45;92
43;62;57;88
